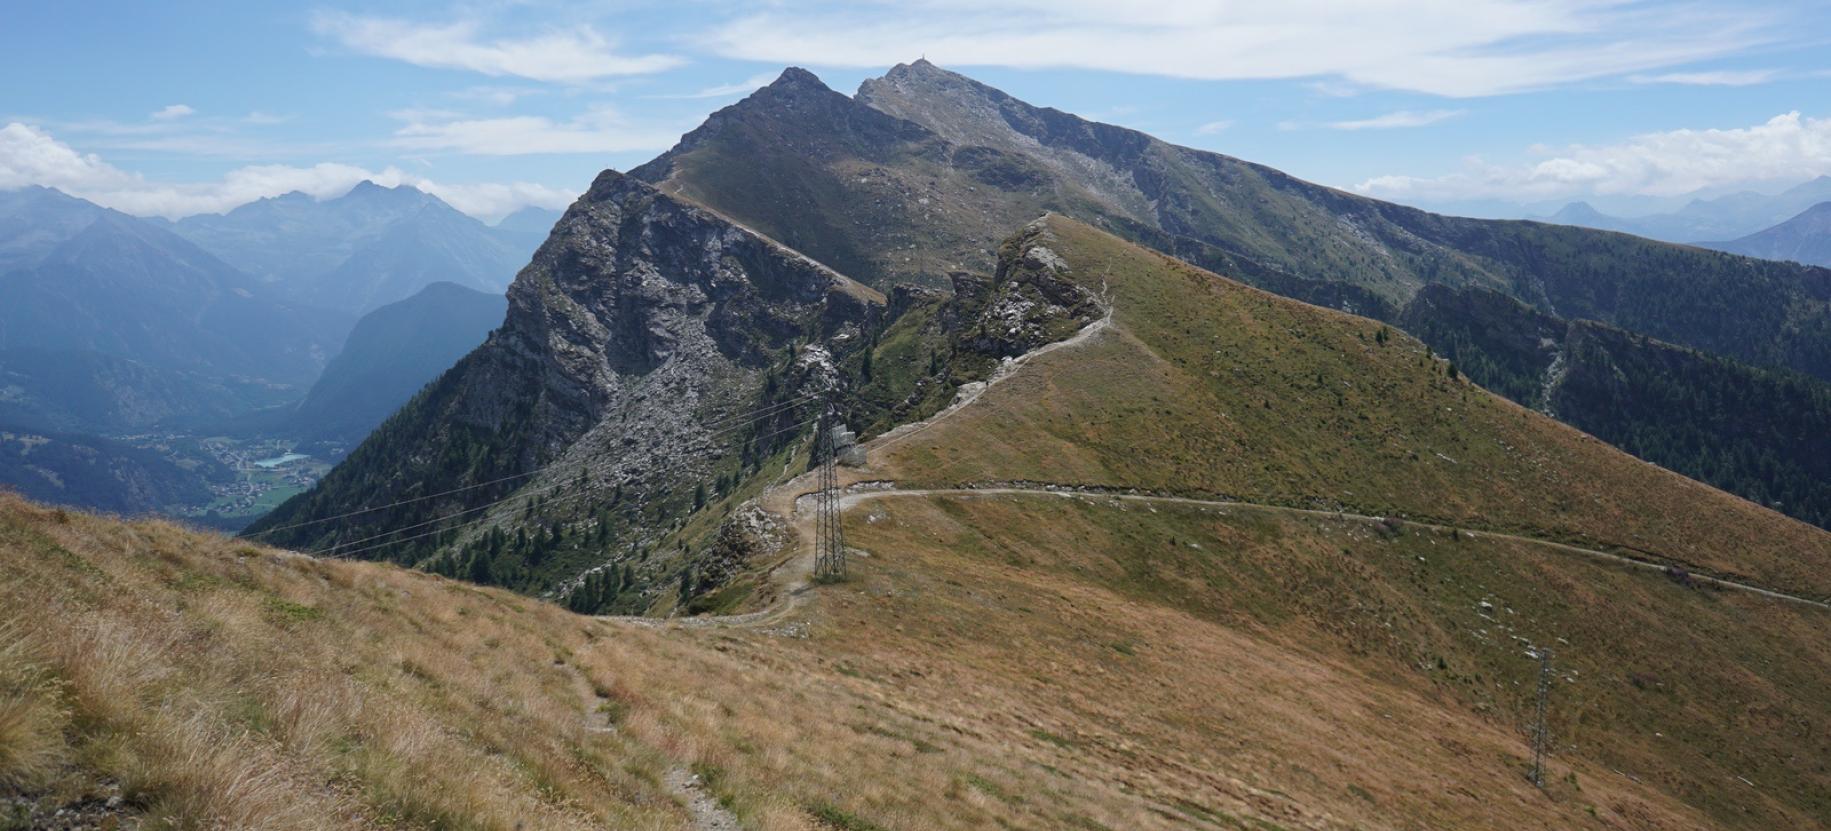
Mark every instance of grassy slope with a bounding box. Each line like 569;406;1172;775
836;492;1831;829
13;482;1826;830
873;216;1831;600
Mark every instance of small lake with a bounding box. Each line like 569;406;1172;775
253;453;309;469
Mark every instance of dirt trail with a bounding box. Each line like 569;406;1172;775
841;487;1831;612
663;767;740;831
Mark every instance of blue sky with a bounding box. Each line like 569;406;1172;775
3;0;1829;221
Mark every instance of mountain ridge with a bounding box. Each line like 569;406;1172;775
635;62;1831;384
170;180;533;315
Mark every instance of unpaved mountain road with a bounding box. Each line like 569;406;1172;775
605;478;1828;640
841;487;1831;612
603;280;1825;636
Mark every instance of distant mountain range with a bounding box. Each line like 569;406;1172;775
0;182;535;518
169;180;538;315
0;183;542;431
1703;201;1831;268
1540;175;1831;243
0;197;343;392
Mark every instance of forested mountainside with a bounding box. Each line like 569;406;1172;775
0;425;221;514
1401;284;1831;528
286;282;507;456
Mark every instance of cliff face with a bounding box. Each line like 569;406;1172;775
252;172;881;594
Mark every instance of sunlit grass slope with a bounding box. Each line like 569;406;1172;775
11;483;1826;830
836;492;1830;829
872;215;1831;600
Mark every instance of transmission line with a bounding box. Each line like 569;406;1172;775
244;392;819;542
314;414;820;561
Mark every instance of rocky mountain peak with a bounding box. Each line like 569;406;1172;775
254;166;883;581
766;66;827;91
857;59;1017;148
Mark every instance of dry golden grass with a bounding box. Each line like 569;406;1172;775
827;492;1830;829
0;493;696;829
3;468;1827;829
0;626;66;792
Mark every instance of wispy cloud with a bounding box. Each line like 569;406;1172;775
0;121;574;220
311;12;682;83
448;85;547;106
699;0;1782;97
1195;120;1234;135
31;108;316;158
1627;69;1778;86
387;107;685;155
1355;111;1831;201
1326;109;1465;130
653;72;779;100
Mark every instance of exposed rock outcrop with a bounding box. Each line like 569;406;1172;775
250;172;882;593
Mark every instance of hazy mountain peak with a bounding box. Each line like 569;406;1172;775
494;205;564;234
1706;199;1831;267
1550;201;1610;222
343;179;392;197
336;179;436;208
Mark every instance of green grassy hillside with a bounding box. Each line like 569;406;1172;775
871;216;1831;600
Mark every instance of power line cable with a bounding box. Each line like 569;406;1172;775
313;415;820;560
245;393;818;541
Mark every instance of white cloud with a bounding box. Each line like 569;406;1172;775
655;72;779;100
0;121;574;221
388;107;685;155
449;85;546;106
700;0;1783;97
1325;109;1464;130
312;12;682;83
1195;120;1233;134
1627;69;1777;86
151;104;195;121
1355;111;1831;201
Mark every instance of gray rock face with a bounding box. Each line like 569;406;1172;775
252;172;883;588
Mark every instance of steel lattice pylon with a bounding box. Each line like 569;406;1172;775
813;408;846;581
